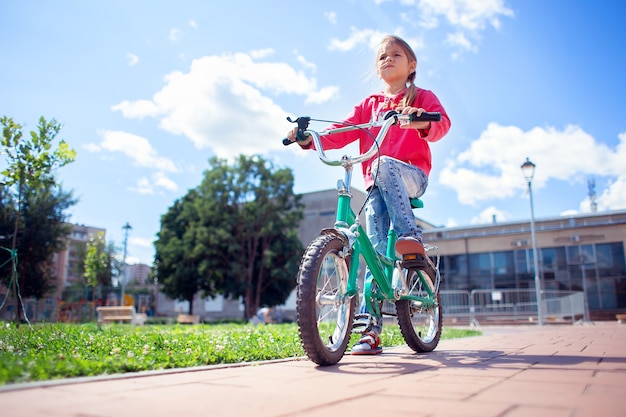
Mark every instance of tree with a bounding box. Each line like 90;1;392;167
0;116;76;322
154;155;304;318
222;155;304;318
156;191;206;314
62;238;118;304
84;232;110;287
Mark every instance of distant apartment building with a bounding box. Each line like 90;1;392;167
126;263;151;285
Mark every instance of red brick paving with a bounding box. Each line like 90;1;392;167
1;322;624;417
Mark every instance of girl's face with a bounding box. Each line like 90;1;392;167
377;41;416;85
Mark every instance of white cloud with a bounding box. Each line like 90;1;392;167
445;218;459;228
130;236;153;248
325;11;337;24
470;205;509;224
189;20;198;29
128;172;177;195
305;86;340;105
169;28;180;41
439;124;626;212
111;52;337;158
328;27;424;53
250;48;274;59
97;130;178;172
446;31;476;52
112;99;161;119
152;171;178;192
295;52;317;72
596;174;626;212
131;177;154;195
418;0;514;31
126;53;139;66
83;143;100;152
328;28;386;52
417;0;514;55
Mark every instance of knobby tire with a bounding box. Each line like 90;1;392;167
395;258;443;353
296;234;355;366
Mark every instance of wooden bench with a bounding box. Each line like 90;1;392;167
177;314;200;324
96;306;147;327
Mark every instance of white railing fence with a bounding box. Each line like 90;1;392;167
441;289;585;325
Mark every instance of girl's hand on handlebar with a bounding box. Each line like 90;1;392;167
287;126;312;146
398;106;431;130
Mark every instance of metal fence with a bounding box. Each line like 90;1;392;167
0;286;156;323
442;289;585;325
3;288;585;325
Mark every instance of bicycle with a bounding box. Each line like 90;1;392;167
283;110;443;366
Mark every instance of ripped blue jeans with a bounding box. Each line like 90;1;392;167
359;156;428;336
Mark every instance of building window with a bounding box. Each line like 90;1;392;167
440;254;468;291
493;251;516;289
541;247;568;290
468;253;492;289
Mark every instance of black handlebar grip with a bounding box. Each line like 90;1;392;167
283;116;311;146
282;130;309;146
410;112;441;122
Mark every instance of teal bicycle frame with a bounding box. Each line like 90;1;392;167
333;177;437;318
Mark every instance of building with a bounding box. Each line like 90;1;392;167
422;210;626;319
126;263;151;285
297;189;368;244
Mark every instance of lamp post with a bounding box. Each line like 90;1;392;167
120;222;132;306
521;158;543;325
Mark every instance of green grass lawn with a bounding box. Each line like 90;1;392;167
0;322;481;385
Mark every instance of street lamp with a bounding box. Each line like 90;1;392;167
521;158;543;325
120;222;132;306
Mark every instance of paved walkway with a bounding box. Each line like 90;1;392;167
2;322;625;417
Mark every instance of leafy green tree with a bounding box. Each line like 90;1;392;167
84;232;110;287
154;155;303;318
0;116;76;322
156;191;202;314
67;237;117;303
223;155;303;318
0;183;76;301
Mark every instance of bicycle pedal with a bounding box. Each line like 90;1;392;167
352;314;373;333
352;324;370;334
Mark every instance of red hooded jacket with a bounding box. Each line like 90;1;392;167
310;88;451;189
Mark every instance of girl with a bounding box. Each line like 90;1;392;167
287;35;451;355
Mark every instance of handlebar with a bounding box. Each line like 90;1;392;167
282;110;441;167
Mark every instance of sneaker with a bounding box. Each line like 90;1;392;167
351;332;383;355
395;236;425;256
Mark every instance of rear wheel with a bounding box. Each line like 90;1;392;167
395;258;442;352
296;234;356;366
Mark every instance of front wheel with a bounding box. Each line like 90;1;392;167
296;234;356;366
395;260;442;353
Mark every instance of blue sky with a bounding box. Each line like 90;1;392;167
2;0;625;265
